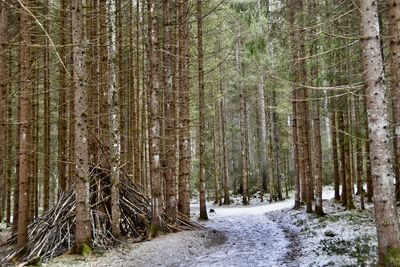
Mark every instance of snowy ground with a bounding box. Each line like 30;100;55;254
2;187;379;266
268;188;377;266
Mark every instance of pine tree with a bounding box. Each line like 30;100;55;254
360;0;400;263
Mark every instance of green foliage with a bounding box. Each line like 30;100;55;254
81;243;93;257
321;235;375;265
385;247;400;266
72;243;93;257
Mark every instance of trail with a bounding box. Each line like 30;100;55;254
186;199;295;267
45;198;297;267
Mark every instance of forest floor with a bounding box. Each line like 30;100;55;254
1;187;378;266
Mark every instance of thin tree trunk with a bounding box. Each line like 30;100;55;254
72;0;92;251
17;0;32;248
236;30;248;205
5;73;12;223
355;95;365;209
107;0;121;238
219;67;229;205
43;0;51;212
331;111;340;201
0;0;7;221
271;89;282;200
87;0;99;165
288;3;300;208
339;111;347;206
148;0;163;237
312;101;324;215
197;0;208;220
213;98;220;205
360;0;400;263
388;0;400;200
257;77;268;203
345;99;355;210
58;0;68;194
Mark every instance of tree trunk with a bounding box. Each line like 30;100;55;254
17;0;32;249
87;0;99;166
388;0;400;200
339;111;347;206
197;0;208;220
219;67;229;205
163;0;177;223
360;0;400;263
236;30;248;205
288;3;300;209
43;0;51;212
344;104;355;210
58;0;68;194
257;77;268;203
295;0;312;212
330;111;340;201
107;0;121;239
0;0;7;221
312;100;324;215
72;0;92;251
148;0;163;237
271;89;282;200
178;0;191;217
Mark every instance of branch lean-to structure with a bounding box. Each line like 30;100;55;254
1;167;202;263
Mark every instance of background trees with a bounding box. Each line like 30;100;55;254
1;0;400;262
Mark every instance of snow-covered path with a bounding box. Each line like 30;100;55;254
45;198;299;267
187;199;295;267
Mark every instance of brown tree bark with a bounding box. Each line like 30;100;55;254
87;0;99;165
58;0;68;194
43;0;51;212
236;30;249;205
219;67;229;205
388;0;400;200
72;0;92;251
338;111;347;206
257;77;268;203
312;100;324;215
360;0;400;263
178;0;191;218
294;0;312;212
197;0;208;220
331;111;341;201
17;0;32;248
288;2;300;209
271;89;282;200
163;0;177;223
0;0;7;221
344;104;355;210
148;0;163;237
107;0;121;239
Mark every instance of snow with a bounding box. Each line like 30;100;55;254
188;198;293;266
41;186;378;267
268;187;378;266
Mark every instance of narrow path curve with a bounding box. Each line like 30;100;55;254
185;199;296;267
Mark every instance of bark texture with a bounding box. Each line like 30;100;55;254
360;0;400;263
17;0;32;249
72;0;92;250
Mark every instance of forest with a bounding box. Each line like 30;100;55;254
1;0;400;266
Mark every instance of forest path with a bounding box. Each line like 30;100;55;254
45;199;297;267
187;198;295;266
